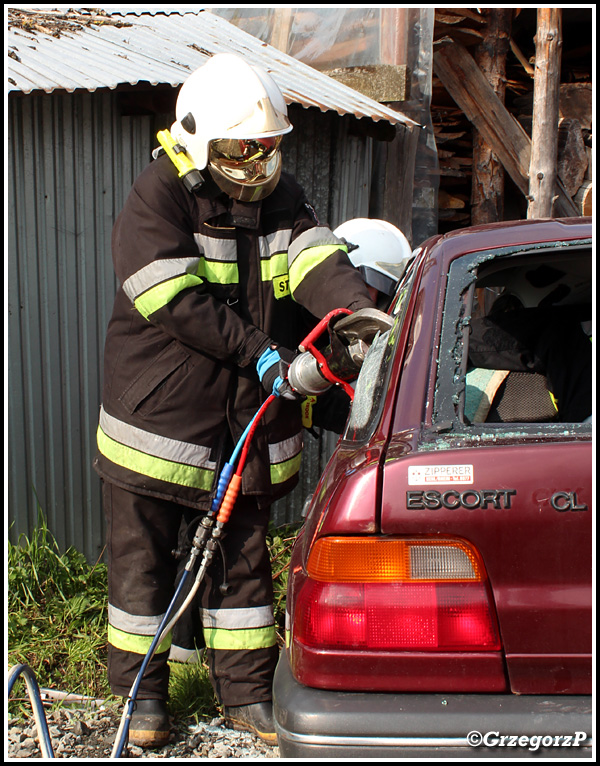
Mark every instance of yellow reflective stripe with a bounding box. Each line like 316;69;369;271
135;273;203;319
260;252;289;282
261;253;290;299
270;452;303;485
549;391;559;412
197;258;239;285
108;625;172;655
288;244;347;295
97;426;215;490
203;625;277;651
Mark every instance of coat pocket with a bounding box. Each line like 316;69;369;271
119;343;191;415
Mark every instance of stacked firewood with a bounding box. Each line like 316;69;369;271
431;8;592;231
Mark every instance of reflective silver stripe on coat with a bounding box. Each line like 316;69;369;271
259;229;293;260
122;257;201;303
99;406;216;470
108;603;165;635
287;226;345;267
269;433;303;464
201;605;275;630
193;233;238;262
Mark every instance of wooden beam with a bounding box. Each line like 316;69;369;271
472;8;512;224
527;8;562;218
433;36;579;217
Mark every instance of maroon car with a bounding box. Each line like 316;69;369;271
273;218;593;758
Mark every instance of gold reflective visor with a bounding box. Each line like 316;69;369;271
208;137;283;201
211;136;282;164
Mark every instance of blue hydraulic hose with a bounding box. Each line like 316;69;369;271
8;664;55;758
229;410;261;466
111;567;193;758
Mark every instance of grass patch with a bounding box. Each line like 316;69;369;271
167;660;218;722
7;510;111;717
268;523;302;645
8;511;301;724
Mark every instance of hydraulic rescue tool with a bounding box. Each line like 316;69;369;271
8;307;392;759
287;308;394;399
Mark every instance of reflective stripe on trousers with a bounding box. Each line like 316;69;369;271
103;482;278;704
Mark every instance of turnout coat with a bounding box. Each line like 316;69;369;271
94;154;373;510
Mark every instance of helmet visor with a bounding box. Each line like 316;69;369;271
211;136;282;164
208;136;283;201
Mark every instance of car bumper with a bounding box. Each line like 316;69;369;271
273;652;593;759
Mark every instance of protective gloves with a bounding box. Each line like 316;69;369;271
255;344;301;400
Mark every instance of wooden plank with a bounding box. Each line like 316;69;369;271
433;37;531;193
433;36;579;217
573;180;592;216
557;118;588;197
472;8;512;225
527;9;562;218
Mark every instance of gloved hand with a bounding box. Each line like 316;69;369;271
255;344;301;400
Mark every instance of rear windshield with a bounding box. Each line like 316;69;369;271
436;244;592;430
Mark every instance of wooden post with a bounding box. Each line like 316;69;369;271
472;8;512;224
527;8;562;218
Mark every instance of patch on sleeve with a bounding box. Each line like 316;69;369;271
304;201;320;225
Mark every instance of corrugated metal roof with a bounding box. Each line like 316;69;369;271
7;7;417;126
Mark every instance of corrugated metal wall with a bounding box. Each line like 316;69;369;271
7;90;372;561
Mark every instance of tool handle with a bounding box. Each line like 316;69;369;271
298;308;352;353
298;308;355;399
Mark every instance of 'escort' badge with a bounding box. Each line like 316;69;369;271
406;489;517;510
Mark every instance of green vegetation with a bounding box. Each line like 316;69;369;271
268;524;302;644
7;511;111;716
7;511;300;723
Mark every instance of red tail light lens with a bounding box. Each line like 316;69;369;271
295;580;500;650
294;537;500;651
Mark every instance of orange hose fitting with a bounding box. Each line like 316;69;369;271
217;474;242;524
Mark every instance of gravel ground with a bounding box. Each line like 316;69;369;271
7;705;280;760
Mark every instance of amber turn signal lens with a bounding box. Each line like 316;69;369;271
306;537;483;583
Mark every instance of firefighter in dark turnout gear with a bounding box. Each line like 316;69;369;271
94;53;376;747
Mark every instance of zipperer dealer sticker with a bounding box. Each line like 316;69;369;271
408;465;474;486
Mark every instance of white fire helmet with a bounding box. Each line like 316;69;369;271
170;53;293;202
334;218;412;296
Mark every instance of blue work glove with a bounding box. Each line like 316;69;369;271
256;344;300;400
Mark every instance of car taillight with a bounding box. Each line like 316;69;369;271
294;537;500;651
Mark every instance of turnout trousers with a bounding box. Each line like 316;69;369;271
103;482;279;706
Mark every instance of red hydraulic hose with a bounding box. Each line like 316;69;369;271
216;394;276;525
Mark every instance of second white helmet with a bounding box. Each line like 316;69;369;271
334;218;412;296
171;53;293;201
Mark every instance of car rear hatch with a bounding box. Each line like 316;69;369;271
380;438;592;694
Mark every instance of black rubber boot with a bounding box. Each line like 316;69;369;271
128;699;171;748
223;701;277;744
